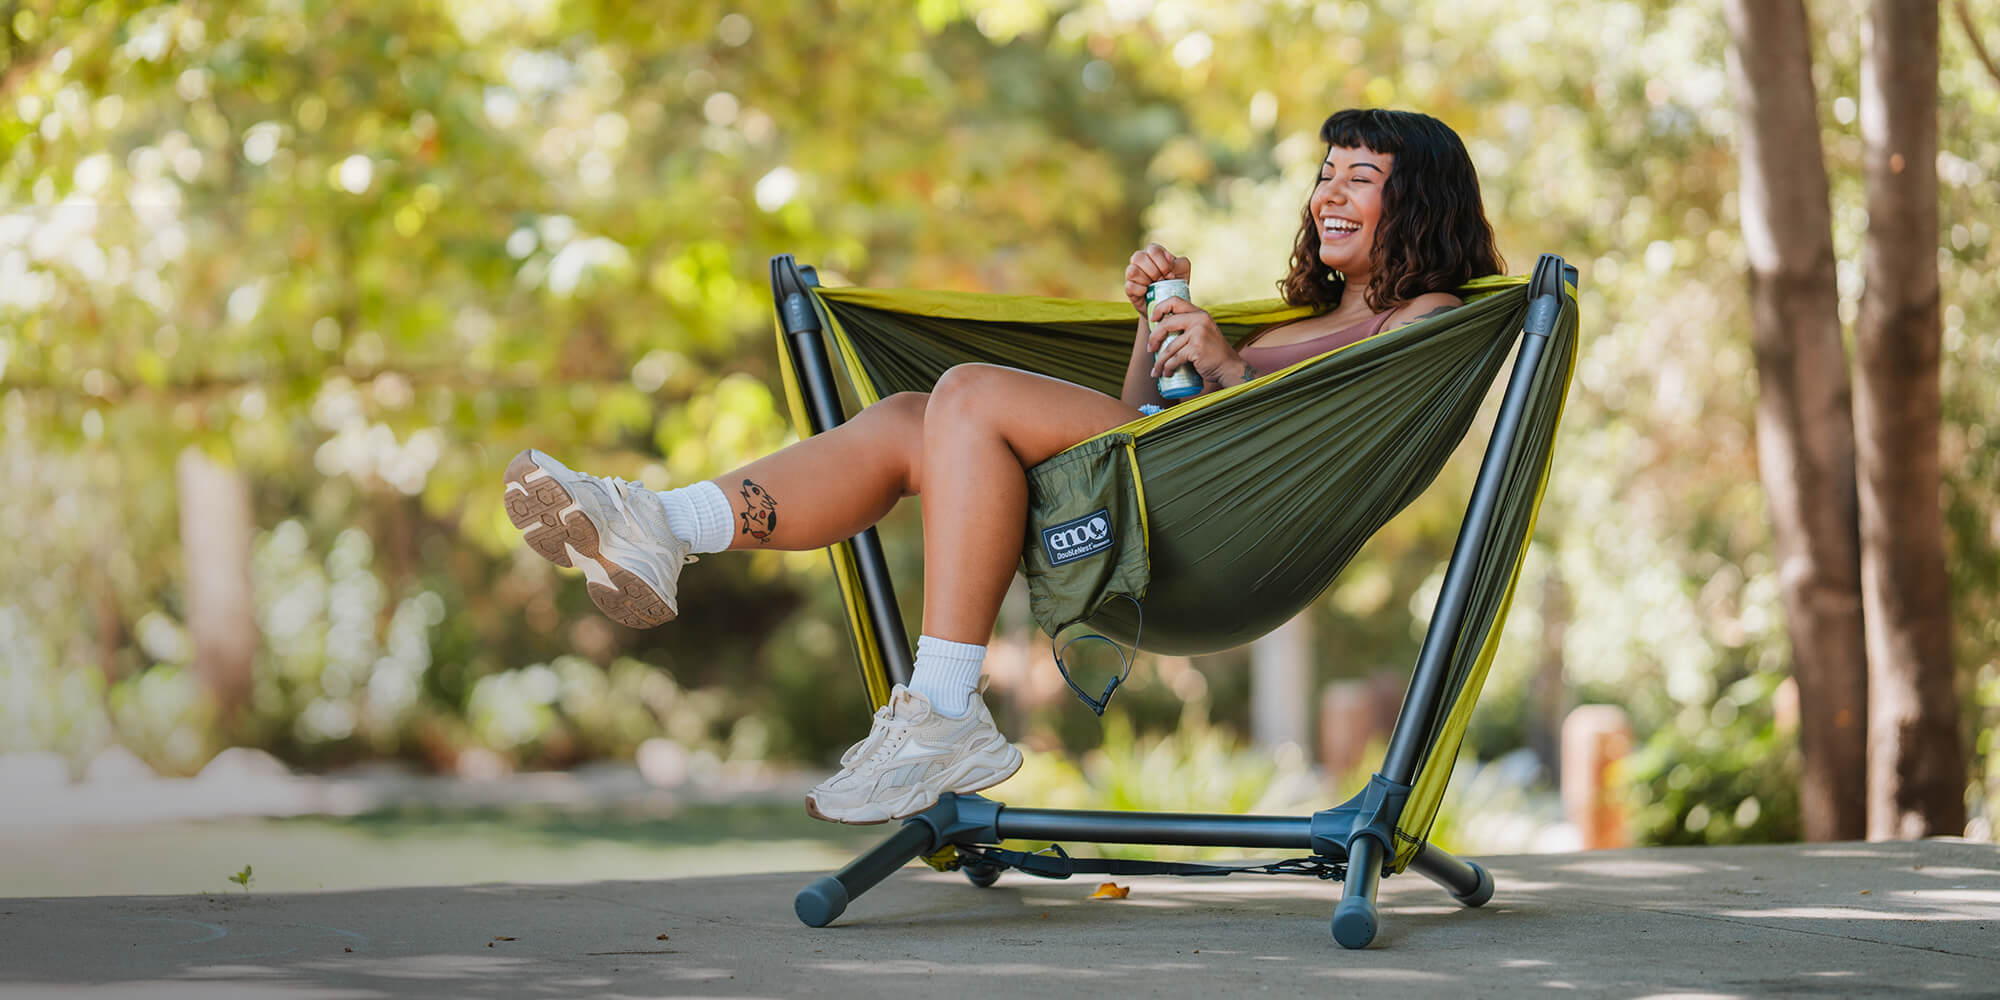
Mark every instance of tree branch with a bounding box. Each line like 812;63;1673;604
1957;0;2000;88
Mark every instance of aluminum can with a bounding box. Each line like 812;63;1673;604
1146;278;1203;400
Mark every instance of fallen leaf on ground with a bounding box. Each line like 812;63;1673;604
656;934;669;941
1088;883;1130;899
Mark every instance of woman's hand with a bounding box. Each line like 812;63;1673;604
1148;297;1256;387
1124;243;1191;316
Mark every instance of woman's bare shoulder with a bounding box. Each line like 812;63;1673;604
1385;291;1463;327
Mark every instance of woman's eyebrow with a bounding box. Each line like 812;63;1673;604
1322;160;1388;173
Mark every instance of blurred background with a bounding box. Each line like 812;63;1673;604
2;0;1995;887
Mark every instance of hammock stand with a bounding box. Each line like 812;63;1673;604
768;252;1578;948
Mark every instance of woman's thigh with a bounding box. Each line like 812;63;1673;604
927;364;1144;467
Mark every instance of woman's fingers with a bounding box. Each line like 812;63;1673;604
1128;244;1192;315
1130;244;1190;283
1147;304;1235;379
1146;307;1191;351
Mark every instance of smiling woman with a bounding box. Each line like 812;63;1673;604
1127;108;1506;393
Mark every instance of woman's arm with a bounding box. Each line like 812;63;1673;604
1122;316;1170;409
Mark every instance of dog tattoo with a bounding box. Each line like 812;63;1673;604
739;479;779;543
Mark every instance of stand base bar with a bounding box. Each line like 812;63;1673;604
994;807;1316;850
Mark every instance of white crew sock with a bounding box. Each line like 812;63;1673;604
657;480;735;554
909;635;986;718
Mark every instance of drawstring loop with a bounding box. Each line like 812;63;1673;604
1050;595;1143;716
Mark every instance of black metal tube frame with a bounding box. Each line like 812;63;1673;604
770;255;913;688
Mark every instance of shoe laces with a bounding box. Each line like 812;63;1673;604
599;476;697;564
844;692;924;770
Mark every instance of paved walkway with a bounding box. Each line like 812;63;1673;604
3;839;1995;998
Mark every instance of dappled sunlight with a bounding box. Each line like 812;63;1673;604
4;841;1998;995
1312;968;1465;983
199;955;536;981
1714;904;1988;922
1555;858;1709;878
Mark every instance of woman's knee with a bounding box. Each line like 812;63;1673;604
928;364;1014;423
873;390;930;424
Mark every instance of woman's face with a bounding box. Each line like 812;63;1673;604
1309;145;1394;282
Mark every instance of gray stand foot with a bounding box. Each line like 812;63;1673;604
795;876;849;927
1453;861;1494;907
793;820;937;927
1409;842;1495;908
1332;832;1385;949
1332;895;1377;949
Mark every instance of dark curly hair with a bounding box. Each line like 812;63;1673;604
1278;109;1504;311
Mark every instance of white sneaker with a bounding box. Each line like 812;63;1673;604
504;449;691;629
806;680;1022;825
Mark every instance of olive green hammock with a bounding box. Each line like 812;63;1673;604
769;253;1578;935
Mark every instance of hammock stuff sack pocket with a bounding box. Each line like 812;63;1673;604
1019;432;1150;712
1020;431;1149;631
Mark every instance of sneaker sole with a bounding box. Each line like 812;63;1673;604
803;743;1024;825
504;450;676;629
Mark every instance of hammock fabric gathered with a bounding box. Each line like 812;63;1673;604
772;268;1579;872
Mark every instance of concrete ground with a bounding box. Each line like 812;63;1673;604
3;838;1996;999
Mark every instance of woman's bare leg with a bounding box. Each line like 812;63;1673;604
912;364;1140;643
514;370;1137;642
711;366;1139;641
710;391;930;551
797;364;1139;823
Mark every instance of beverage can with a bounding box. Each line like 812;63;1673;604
1146;278;1202;400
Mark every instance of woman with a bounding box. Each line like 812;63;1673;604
503;108;1504;825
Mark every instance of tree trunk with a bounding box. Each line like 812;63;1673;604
1723;0;1870;840
177;446;258;717
1856;0;1965;839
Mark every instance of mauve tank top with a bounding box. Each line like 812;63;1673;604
1200;308;1398;392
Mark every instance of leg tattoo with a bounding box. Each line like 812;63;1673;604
738;478;779;543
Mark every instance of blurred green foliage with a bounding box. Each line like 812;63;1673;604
1;0;1995;841
1622;671;1804;844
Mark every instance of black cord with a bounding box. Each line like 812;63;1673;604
1050;594;1143;716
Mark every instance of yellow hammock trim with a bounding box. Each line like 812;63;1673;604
1393;280;1580;871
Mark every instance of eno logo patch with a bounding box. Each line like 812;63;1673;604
1042;509;1115;566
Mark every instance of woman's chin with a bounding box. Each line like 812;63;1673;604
1318;250;1359;274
